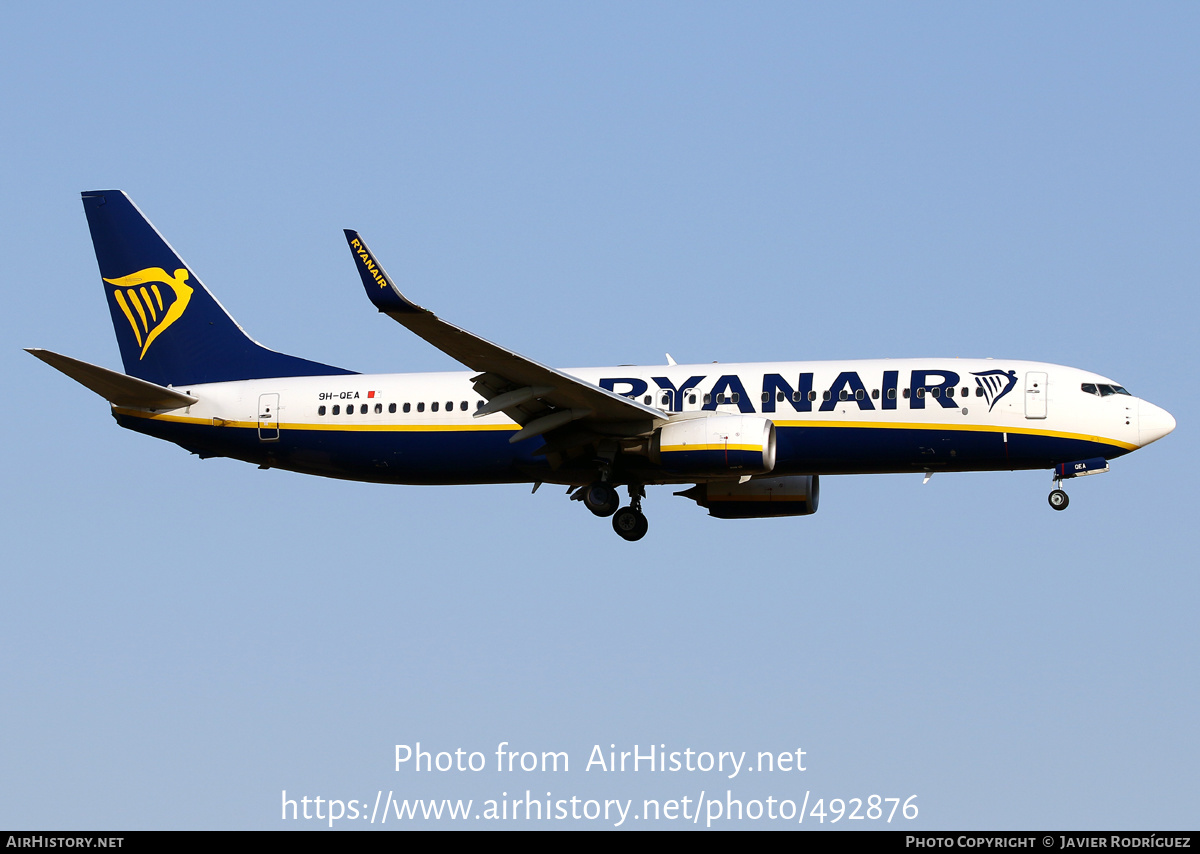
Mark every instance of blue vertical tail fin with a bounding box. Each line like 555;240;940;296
83;190;354;386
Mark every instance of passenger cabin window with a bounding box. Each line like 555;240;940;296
808;391;817;402
332;405;340;415
976;387;984;397
417;402;425;412
318;405;326;416
887;389;896;400
823;391;831;401
791;391;801;402
389;403;397;413
403;403;411;413
643;395;652;405
432;402;439;412
476;400;484;410
460;401;468;411
445;401;452;411
839;390;848;401
855;389;865;400
903;389;910;399
871;389;879;399
375;403;382;414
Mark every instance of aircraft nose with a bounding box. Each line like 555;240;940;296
1138;400;1176;447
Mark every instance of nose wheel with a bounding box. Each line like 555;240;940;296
1048;487;1069;511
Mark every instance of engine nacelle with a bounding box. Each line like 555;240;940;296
676;475;820;519
650;415;776;476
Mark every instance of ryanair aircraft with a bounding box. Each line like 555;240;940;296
29;191;1176;541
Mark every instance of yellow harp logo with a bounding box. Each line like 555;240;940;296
104;267;194;359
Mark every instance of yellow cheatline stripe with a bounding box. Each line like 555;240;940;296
283;421;517;433
111;408;519;432
112;290;143;348
661;444;763;453
771;419;1137;451
110;409;1135;450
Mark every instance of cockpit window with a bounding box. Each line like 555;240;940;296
1083;382;1132;397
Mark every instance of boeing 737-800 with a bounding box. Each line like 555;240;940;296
28;191;1176;540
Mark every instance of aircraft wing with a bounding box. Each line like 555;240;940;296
344;231;666;442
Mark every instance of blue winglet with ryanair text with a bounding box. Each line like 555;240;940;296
343;230;424;315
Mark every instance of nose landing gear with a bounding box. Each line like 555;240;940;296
1046;458;1110;511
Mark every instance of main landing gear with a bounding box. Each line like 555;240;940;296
571;482;649;540
611;485;649;542
580;482;619;517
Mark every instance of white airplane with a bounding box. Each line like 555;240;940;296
29;190;1176;541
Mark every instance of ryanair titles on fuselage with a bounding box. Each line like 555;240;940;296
593;368;1019;413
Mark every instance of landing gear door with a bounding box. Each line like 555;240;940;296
258;393;280;441
1025;372;1047;419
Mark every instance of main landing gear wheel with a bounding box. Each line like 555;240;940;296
612;507;649;541
582;482;619;517
1048;489;1069;511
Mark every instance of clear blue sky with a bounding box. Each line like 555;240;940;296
2;2;1196;829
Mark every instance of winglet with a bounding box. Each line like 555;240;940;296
343;230;424;315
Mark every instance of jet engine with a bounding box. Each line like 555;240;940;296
649;415;776;476
676;475;820;519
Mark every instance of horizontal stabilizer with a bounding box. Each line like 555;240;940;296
26;348;198;410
